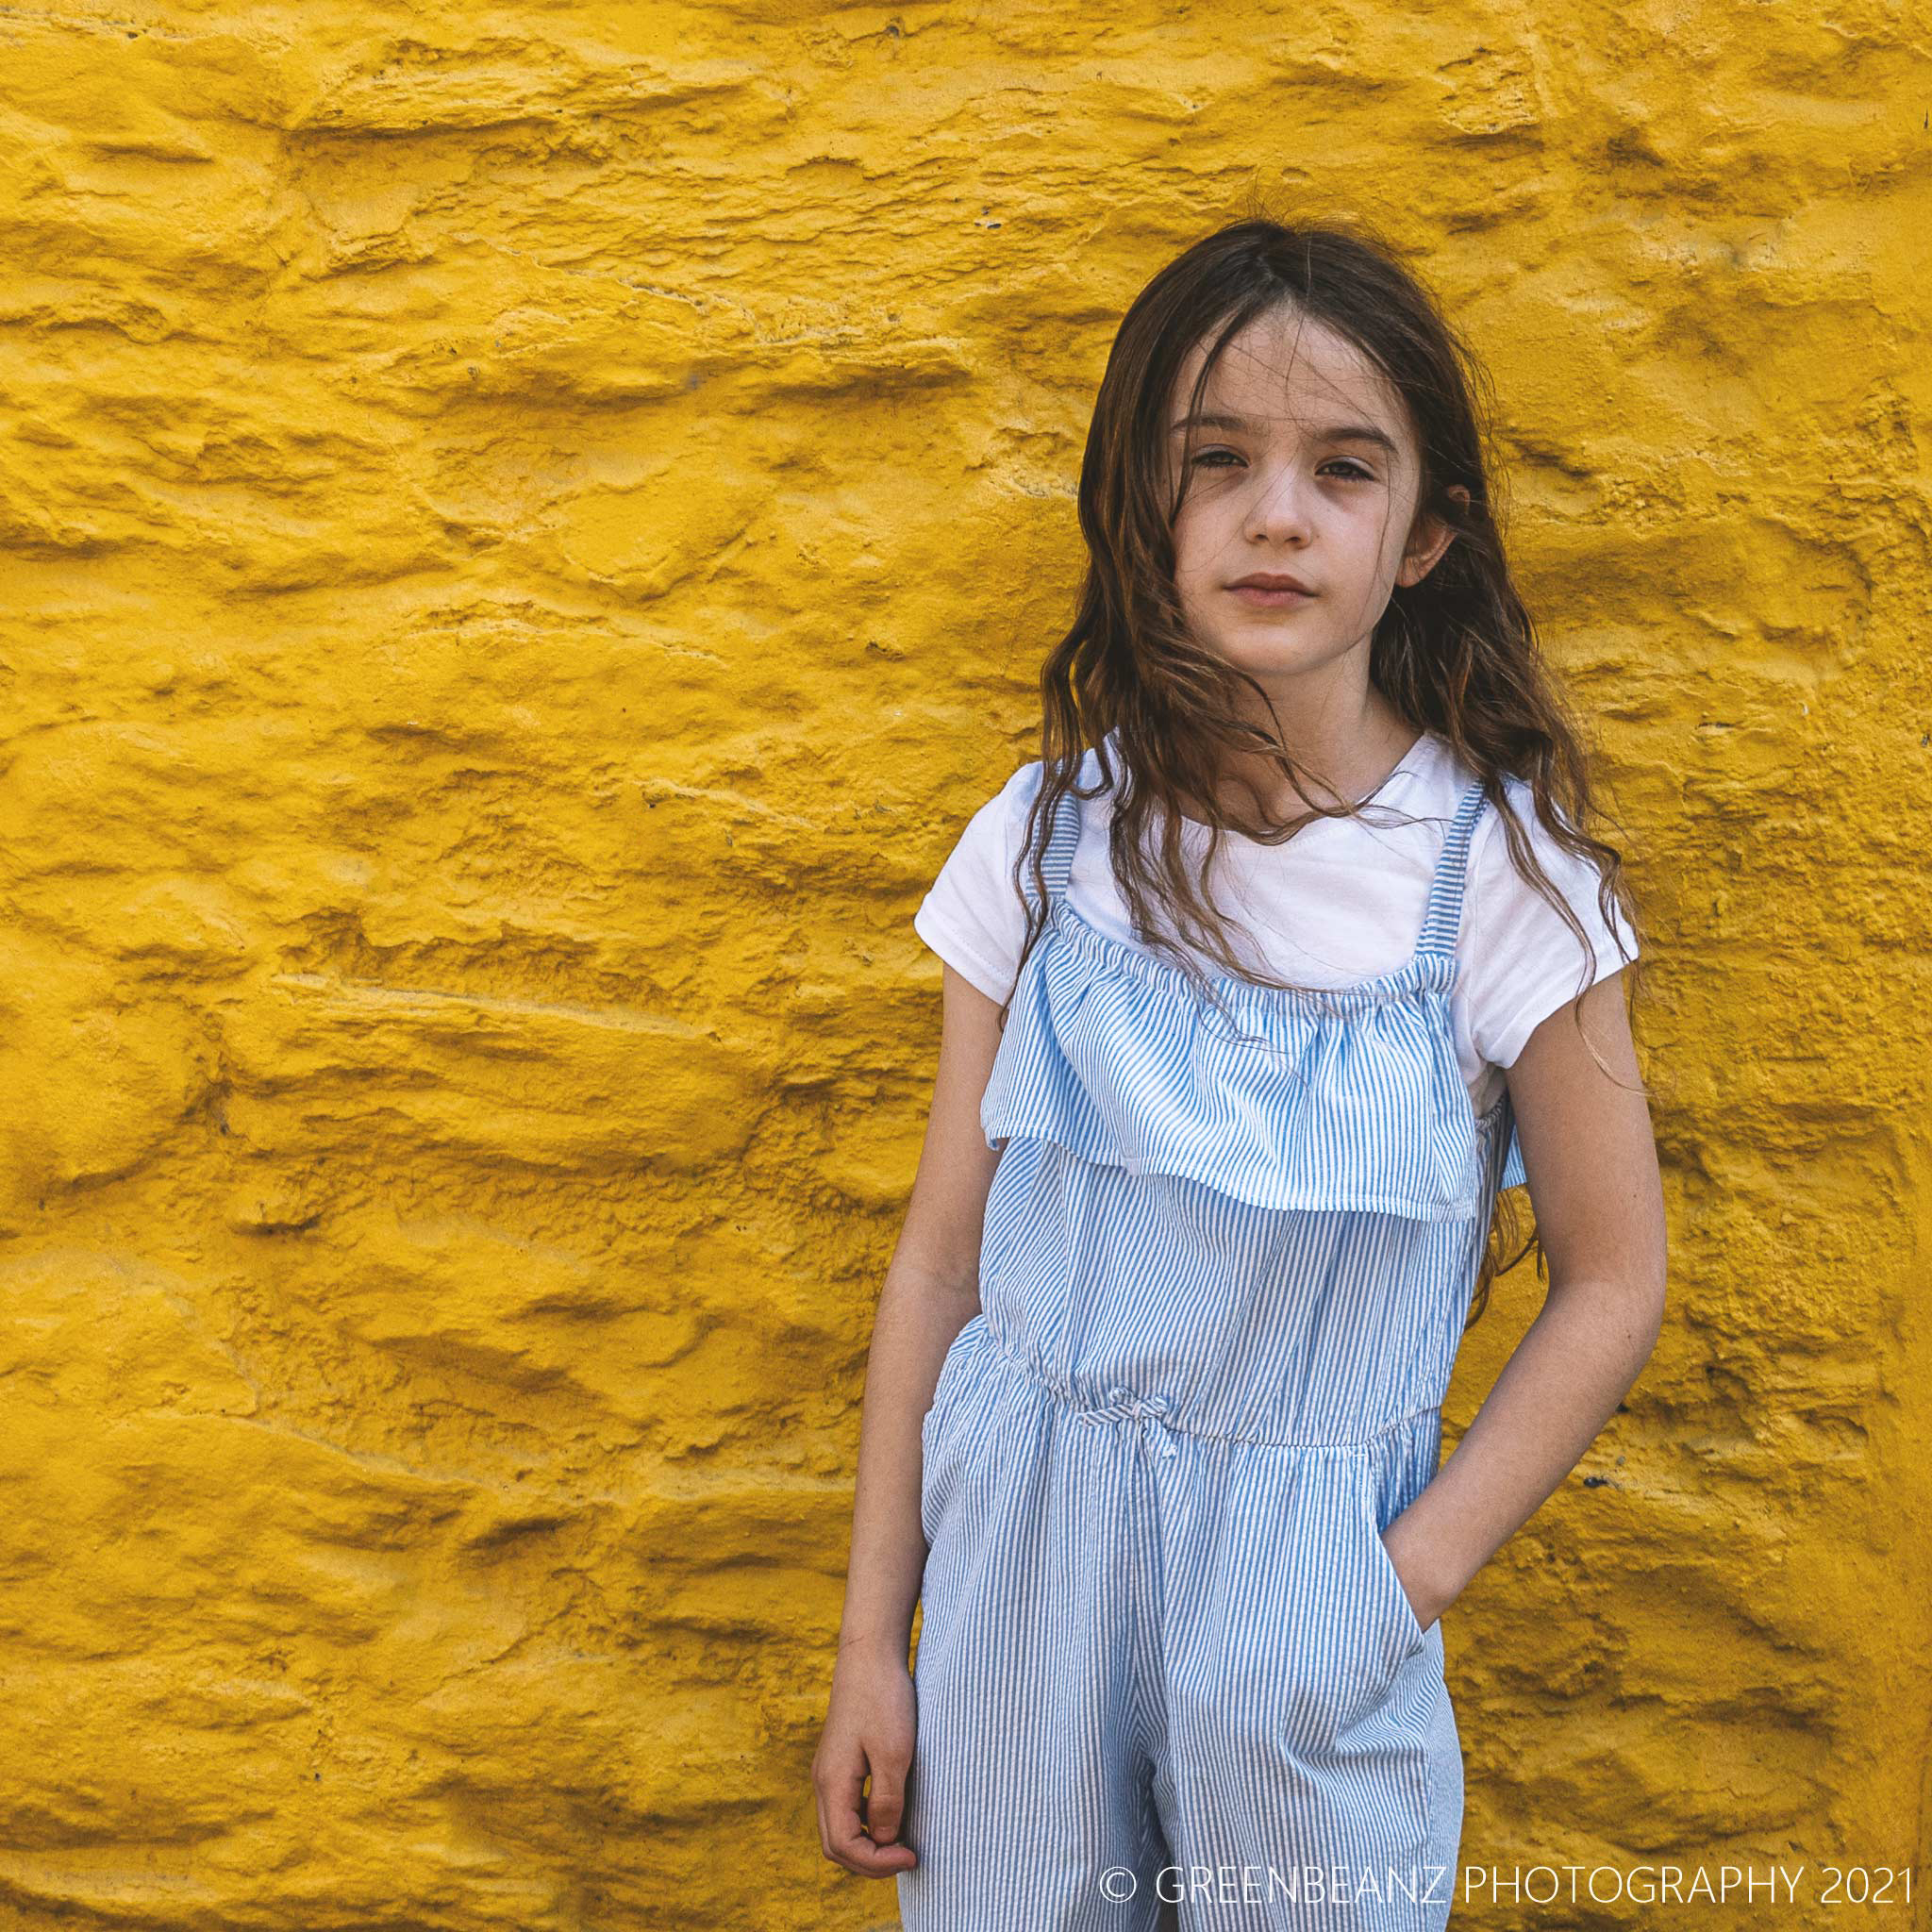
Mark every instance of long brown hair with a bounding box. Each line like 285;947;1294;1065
1001;209;1648;1327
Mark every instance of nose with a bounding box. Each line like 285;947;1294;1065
1243;463;1316;548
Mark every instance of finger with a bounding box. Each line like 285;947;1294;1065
863;1760;908;1848
830;1804;918;1877
826;1762;918;1876
823;1791;916;1875
814;1757;855;1865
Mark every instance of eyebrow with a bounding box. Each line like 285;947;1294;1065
1169;410;1400;458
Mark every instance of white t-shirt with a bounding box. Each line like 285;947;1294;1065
913;730;1638;1119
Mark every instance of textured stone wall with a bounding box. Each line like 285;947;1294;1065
0;4;1926;1929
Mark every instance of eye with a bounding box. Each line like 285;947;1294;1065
1188;450;1377;481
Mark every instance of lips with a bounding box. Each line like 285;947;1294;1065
1229;575;1314;593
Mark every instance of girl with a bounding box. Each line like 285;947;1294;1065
813;217;1668;1932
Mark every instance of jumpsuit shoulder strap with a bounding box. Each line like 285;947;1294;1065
1413;778;1491;959
1037;779;1081;907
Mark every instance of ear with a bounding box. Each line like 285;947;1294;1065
1397;485;1471;588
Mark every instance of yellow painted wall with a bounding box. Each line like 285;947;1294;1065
0;4;1926;1927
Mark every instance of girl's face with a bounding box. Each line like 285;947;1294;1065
1164;307;1455;697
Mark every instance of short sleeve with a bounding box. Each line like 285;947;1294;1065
912;761;1041;1004
1461;782;1639;1070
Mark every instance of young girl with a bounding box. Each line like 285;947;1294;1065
813;217;1668;1932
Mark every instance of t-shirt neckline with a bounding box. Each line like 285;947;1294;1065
1168;728;1433;838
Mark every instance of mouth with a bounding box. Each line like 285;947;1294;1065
1227;576;1315;607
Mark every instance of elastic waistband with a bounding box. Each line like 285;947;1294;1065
978;1321;1438;1456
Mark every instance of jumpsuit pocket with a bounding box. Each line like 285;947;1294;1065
1306;1480;1433;1748
917;1392;955;1544
1362;1488;1429;1664
1265;1466;1433;1754
918;1316;986;1547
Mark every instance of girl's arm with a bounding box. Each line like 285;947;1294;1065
813;961;1005;1879
1386;969;1670;1624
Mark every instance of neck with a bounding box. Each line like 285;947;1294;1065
1200;697;1421;823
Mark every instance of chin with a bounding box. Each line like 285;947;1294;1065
1192;625;1326;672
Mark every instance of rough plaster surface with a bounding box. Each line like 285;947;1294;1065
0;4;1927;1929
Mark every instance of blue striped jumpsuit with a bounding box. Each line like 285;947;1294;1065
896;777;1525;1932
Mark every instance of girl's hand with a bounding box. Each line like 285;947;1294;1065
1383;1522;1457;1632
813;1640;920;1878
